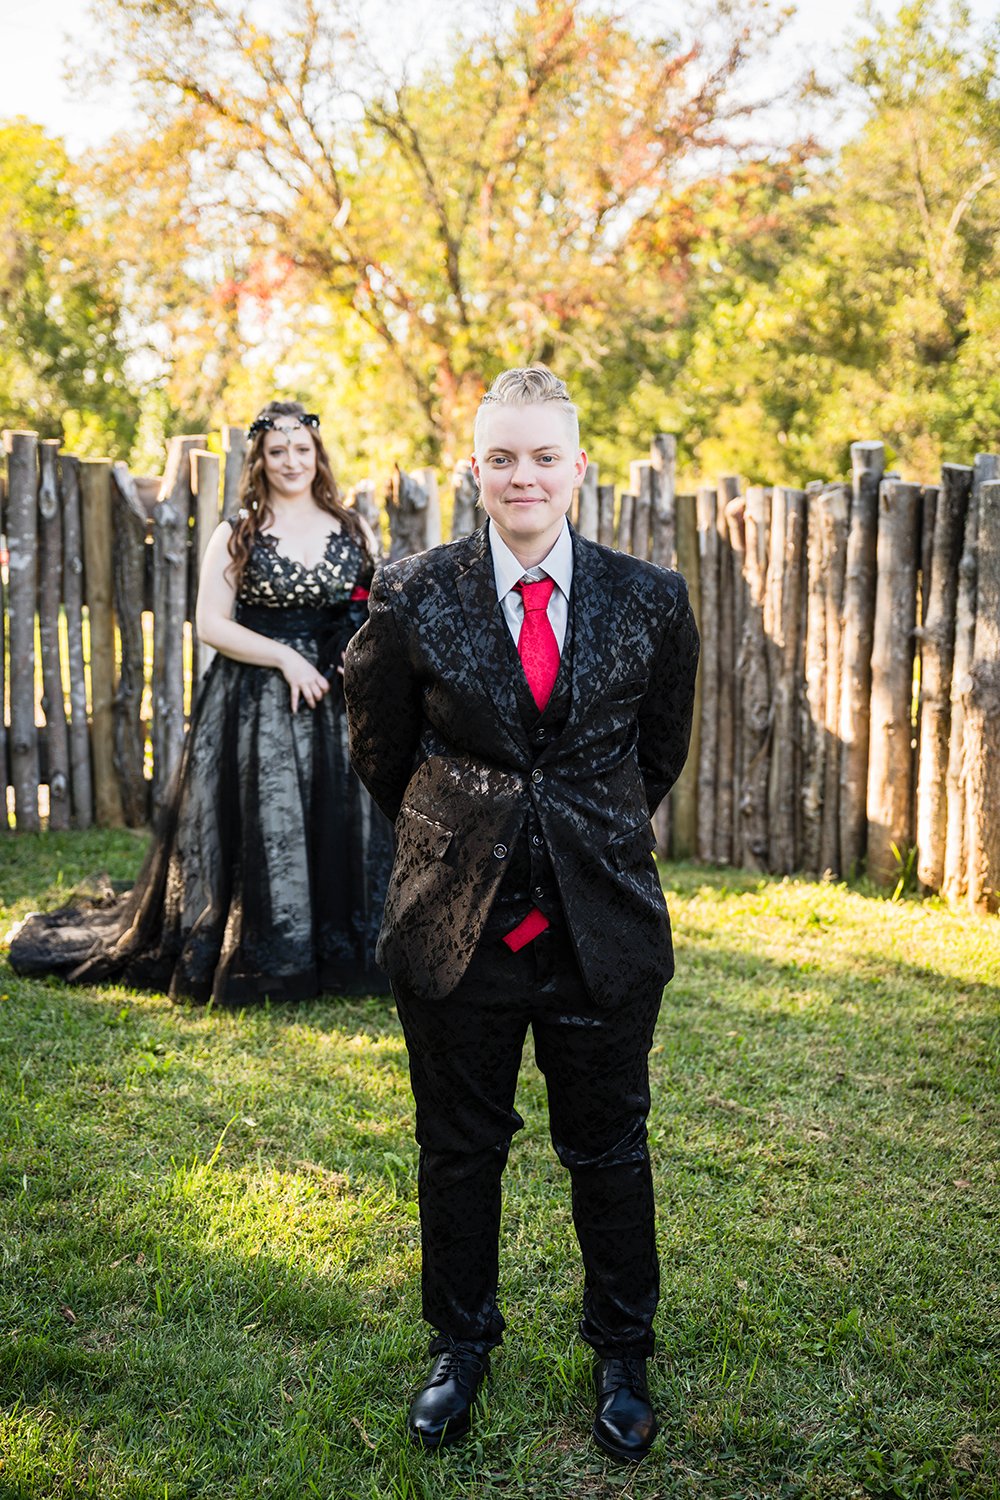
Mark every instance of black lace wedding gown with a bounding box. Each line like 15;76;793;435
9;524;393;1003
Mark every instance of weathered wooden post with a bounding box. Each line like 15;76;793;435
0;465;7;827
576;462;599;541
630;462;652;561
222;425;247;517
650;435;676;570
350;479;382;546
60;454;93;827
616;492;635;553
838;441;884;877
37;440;71;829
724;493;747;865
964;479;1000;913
152;436;199;820
416;468;442;549
819;484;850;876
866;480;921;887
695;485;719;862
802;481;827;875
191;448;222;684
451;461;480;540
943;454;1000;903
671;493;700;859
111;463;151;826
767;487;806;874
7;432;41;830
387;467;430;561
597;484;617;549
914;464;971;891
738;486;771;871
715;475;740;865
80;458;125;828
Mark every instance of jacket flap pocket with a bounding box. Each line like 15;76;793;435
399;805;454;859
607;821;657;868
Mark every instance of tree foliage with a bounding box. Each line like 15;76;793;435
0;120;136;453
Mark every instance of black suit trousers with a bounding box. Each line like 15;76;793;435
392;904;664;1359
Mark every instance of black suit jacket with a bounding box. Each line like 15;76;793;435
343;524;699;1004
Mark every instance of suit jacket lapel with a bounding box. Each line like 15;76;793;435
455;526;529;756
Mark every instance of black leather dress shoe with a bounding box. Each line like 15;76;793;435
407;1341;490;1449
592;1356;658;1462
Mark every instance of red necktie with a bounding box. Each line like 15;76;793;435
514;576;559;710
503;575;559;952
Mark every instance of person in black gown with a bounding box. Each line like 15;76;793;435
9;401;392;1003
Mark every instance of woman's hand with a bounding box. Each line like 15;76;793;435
279;646;331;713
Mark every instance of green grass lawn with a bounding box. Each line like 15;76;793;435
1;831;998;1499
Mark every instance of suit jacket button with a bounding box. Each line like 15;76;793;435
532;834;543;847
533;886;545;900
531;768;543;784
493;843;507;859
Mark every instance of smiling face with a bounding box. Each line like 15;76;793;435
261;423;318;502
471;402;587;565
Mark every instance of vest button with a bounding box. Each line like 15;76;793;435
531;769;543;784
533;886;545;901
532;834;543;847
493;843;507;859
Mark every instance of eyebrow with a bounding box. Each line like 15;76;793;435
484;443;565;456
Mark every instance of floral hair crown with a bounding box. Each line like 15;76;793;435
247;411;321;440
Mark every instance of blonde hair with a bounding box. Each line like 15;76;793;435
473;365;580;453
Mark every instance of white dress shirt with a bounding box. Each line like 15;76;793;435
488;518;573;652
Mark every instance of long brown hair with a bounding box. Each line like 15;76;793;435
227;400;368;587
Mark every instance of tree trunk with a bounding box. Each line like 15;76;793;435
943;454;1000;901
837;442;884;876
222;425;247;517
819;484;850;876
714;476;739;864
6;432;41;829
351;479;383;547
866;481;921;887
768;487;805;874
191;448;222;683
80;459;125;828
696;485;719;862
671;493;700;859
964;479;1000;913
914;464;971;891
111;463;151;827
37;440;71;829
802;482;828;875
650;435;676;570
739;486;770;871
152;436;199;821
60;454;93;827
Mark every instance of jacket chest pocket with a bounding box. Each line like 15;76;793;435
399;806;454;860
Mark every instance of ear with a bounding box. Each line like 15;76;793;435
573;449;588;485
470;453;482;487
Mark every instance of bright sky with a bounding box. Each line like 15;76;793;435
2;0;998;152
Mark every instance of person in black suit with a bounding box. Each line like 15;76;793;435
343;366;699;1462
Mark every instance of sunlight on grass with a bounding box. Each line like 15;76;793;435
1;835;998;1498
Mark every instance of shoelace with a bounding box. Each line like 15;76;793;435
431;1345;486;1388
601;1357;649;1398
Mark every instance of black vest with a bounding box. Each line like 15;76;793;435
493;593;574;914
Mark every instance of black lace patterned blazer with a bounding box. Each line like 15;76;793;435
343;524;699;1004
